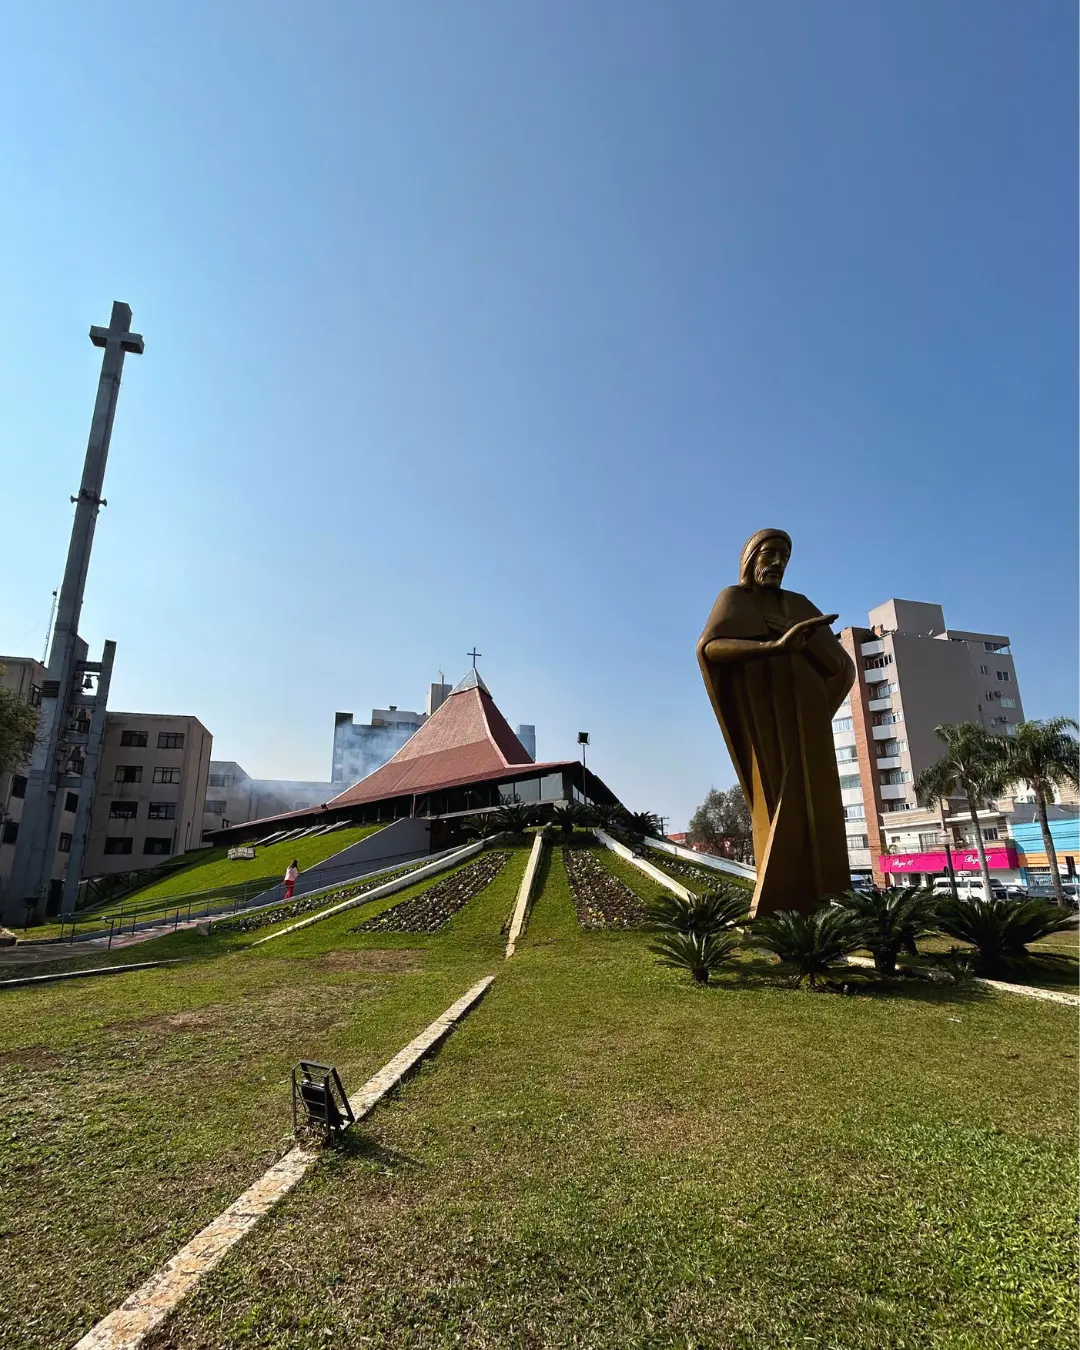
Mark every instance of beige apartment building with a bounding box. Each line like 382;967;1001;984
832;599;1024;885
81;713;213;877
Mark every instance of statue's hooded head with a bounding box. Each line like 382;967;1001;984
739;529;792;590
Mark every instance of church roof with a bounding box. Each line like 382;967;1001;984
325;670;562;809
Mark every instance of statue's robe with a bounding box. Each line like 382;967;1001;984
697;585;855;917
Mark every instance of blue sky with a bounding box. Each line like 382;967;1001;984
1;2;1075;829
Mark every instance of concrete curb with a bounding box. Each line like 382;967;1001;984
249;842;483;946
647;835;757;882
845;954;1080;1006
71;975;496;1350
505;834;545;958
0;960;183;990
594;829;694;902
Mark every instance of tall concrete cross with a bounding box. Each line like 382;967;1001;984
7;304;143;921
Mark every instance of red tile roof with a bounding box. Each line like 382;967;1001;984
326;676;559;809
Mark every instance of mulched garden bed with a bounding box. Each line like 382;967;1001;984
641;845;752;894
213;860;428;934
564;847;647;930
352;851;510;934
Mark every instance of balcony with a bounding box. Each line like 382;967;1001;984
876;755;902;770
860;640;885;657
880;784;910;801
867;697;895;713
871;724;896;741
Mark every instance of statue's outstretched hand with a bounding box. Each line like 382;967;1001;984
776;614;838;653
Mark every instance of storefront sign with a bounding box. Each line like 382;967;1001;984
881;846;1017;873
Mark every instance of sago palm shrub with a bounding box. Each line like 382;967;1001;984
646;887;749;936
934;895;1078;977
649;930;742;985
832;887;938;976
752;907;869;989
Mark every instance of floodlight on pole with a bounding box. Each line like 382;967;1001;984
577;732;590;805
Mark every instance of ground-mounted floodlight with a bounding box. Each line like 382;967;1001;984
291;1061;354;1141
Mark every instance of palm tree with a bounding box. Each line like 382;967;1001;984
915;723;1009;903
490;801;534;837
551;803;583;837
999;718;1079;907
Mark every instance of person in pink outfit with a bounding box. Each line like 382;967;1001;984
283;859;299;900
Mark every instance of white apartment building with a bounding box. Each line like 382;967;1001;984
832;599;1024;885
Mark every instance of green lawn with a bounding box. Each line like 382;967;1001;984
0;846;529;1350
23;825;388;939
2;842;1076;1350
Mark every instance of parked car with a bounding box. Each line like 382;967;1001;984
1028;880;1080;909
931;876;1009;901
1003;882;1028;899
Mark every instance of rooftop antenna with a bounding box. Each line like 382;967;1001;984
42;588;59;664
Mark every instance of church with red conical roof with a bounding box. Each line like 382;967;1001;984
208;668;621;847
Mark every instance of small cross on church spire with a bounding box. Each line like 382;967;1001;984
467;647;482;670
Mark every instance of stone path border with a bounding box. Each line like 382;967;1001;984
505;833;545;958
72;975;496;1350
593;829;693;902
0;959;183;990
250;842;483;946
845;953;1079;1006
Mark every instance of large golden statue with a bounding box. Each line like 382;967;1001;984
697;529;855;917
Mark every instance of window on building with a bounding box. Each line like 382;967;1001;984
103;837;134;855
918;832;942;849
869;682;897;700
153;767;182;784
29;685;42;707
2;821;18;844
872;711;902;727
839;775;861;791
1000;697;1017;709
11;775;27;799
64;792;79;814
979;664;989;675
996;670;1010;682
864;654;893;670
204;799;227;815
1004;724;1017;737
114;765;143;783
846;834;869;849
844;805;866;820
836;746;858;763
880;770;912;786
148;802;177;820
69;755;84;776
143;837;172;856
832;717;853;733
882;740;907;756
109;801;139;820
58;833;72;853
120;729;148;747
157;732;185;749
207;773;227;788
983;827;1000;841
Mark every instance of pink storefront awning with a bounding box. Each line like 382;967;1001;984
881;845;1018;873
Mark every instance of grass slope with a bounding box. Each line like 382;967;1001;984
146;863;1078;1350
0;846;529;1350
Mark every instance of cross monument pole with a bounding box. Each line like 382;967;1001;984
8;304;144;922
